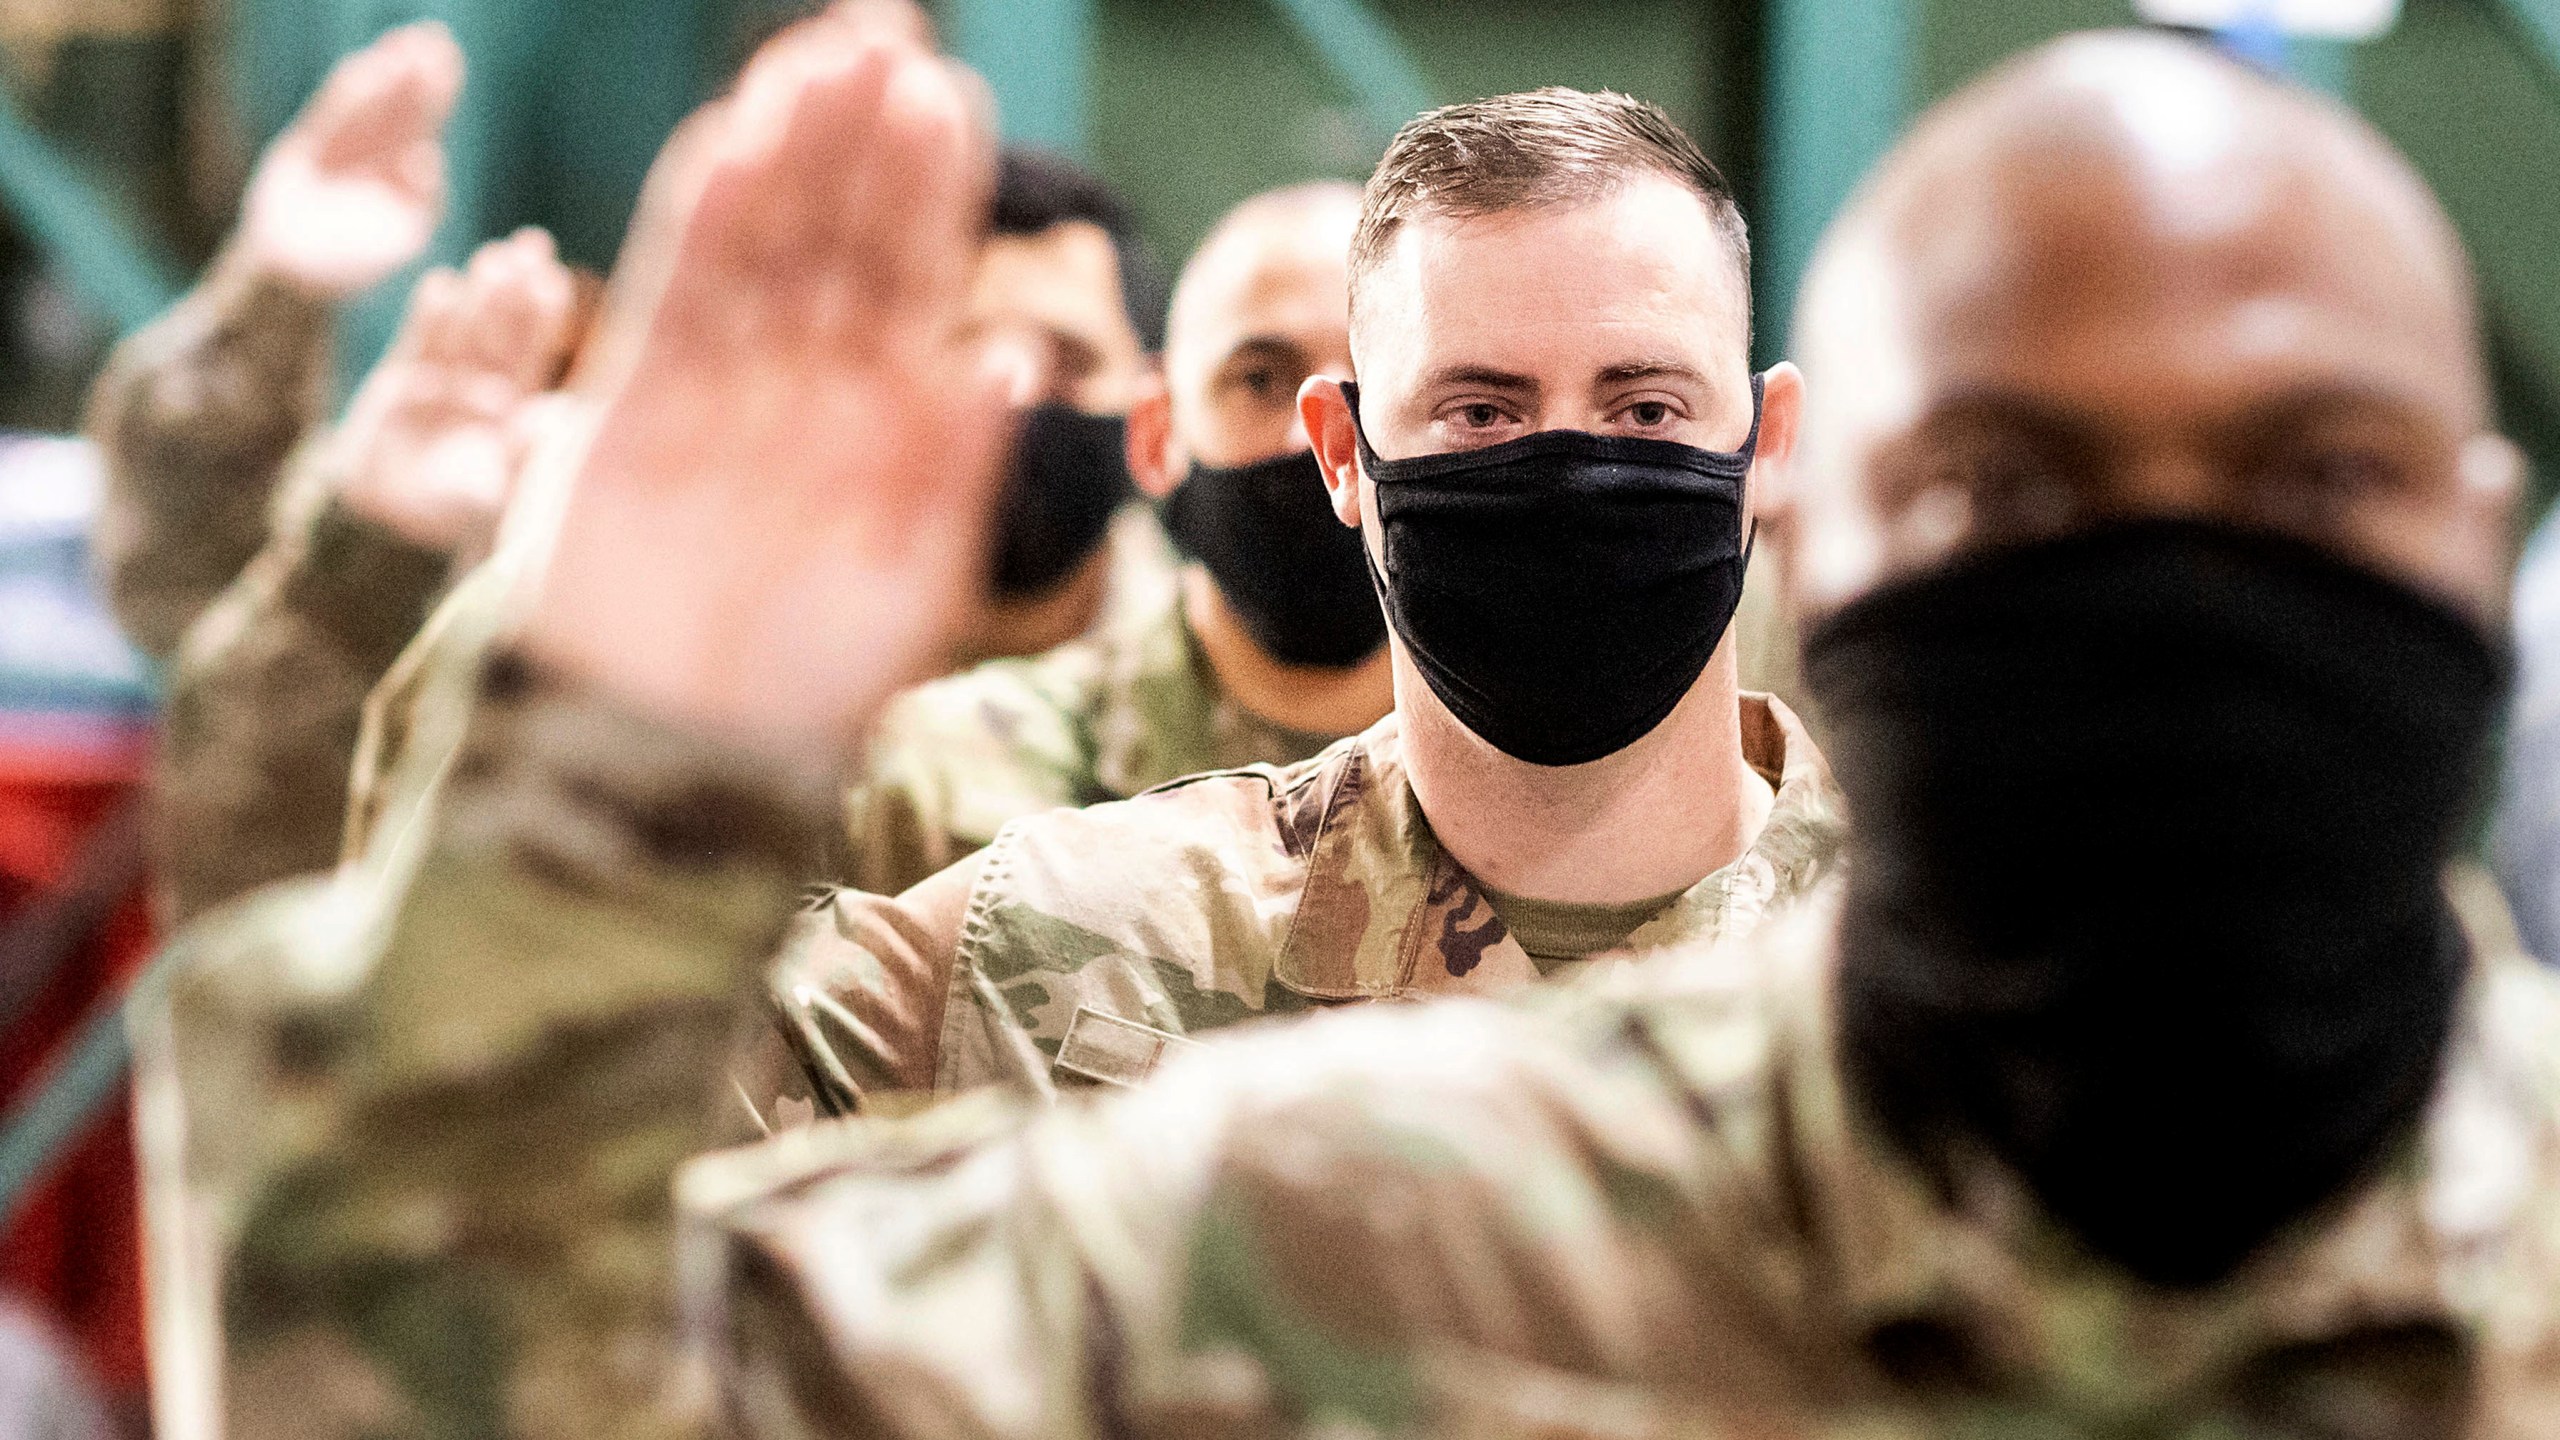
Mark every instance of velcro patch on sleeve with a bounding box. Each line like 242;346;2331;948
1051;1006;1201;1088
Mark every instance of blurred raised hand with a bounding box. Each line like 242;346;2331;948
239;20;464;298
330;228;579;552
524;26;1007;758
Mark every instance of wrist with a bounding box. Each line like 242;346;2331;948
212;235;350;310
517;570;878;770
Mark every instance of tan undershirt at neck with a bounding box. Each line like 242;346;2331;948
1479;882;1692;973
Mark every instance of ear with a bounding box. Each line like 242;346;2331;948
2458;431;2528;619
1124;369;1180;501
1746;362;1806;537
1299;374;1363;527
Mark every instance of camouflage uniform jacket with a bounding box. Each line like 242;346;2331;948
85;250;334;659
127;630;1833;1438
153;453;456;923
836;573;1342;897
740;688;1837;1127
684;872;2560;1440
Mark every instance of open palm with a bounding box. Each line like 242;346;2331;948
241;22;463;298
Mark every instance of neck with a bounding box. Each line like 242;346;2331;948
1401;641;1771;905
1186;569;1395;736
962;544;1112;666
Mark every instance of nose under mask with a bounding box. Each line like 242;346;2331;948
1808;518;2509;1288
1159;448;1384;669
990;403;1133;599
1346;375;1761;767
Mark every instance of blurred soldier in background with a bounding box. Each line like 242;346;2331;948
965;147;1175;664
101;21;1166;930
144;228;581;924
835;179;1388;896
86;20;462;661
651;31;2550;1436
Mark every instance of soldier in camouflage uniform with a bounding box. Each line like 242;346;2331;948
149;229;581;924
832;181;1391;896
660;35;2559;1437
839;179;1808;897
85;21;462;661
128;31;1843;1438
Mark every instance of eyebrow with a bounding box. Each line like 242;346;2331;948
1420;364;1540;394
1214;334;1310;369
1595;359;1713;387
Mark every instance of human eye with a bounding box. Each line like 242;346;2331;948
1435;399;1514;432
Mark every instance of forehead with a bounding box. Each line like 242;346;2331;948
1169;214;1353;358
969;220;1129;343
1883;132;2478;433
1354;176;1749;372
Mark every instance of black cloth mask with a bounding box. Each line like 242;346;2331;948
991;403;1133;598
1345;375;1761;767
1159;449;1384;668
1806;519;2509;1289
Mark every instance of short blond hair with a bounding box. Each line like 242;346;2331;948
1350;87;1749;333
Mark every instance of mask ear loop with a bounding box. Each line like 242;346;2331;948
1740;370;1767;567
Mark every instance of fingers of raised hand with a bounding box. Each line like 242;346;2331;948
305;21;464;174
437;229;580;390
850;57;994;350
385;266;466;364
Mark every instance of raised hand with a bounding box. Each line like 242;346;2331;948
239;21;464;298
522;27;1006;759
329;228;579;552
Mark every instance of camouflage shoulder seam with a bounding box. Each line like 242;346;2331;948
1128;764;1288;801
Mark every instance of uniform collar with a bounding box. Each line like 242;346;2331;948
1089;578;1345;804
1779;871;2543;1411
1268;693;1841;1000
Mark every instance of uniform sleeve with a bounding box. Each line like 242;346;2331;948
135;646;853;1440
84;253;333;659
683;994;1833;1440
150;454;456;924
725;859;979;1143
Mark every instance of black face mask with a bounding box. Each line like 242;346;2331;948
1345;376;1760;767
991;404;1133;598
1159;449;1384;668
1807;519;2509;1289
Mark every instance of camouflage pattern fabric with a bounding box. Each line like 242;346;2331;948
124;424;808;1440
749;690;1838;1128
842;518;1803;899
129;605;1834;1438
837;561;1337;897
85;253;333;659
151;452;455;923
687;871;2560;1440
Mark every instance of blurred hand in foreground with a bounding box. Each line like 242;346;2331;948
329;227;580;553
239;20;464;298
523;27;1006;759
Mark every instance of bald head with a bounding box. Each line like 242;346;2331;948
1165;182;1360;373
1126;182;1360;496
1786;30;2516;618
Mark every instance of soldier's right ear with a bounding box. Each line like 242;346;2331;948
1299;375;1363;528
1124;370;1179;501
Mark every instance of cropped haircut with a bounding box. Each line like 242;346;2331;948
994;147;1170;350
1350;88;1751;340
